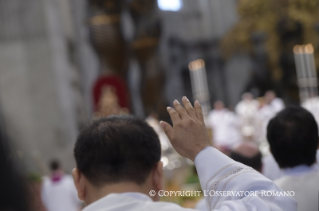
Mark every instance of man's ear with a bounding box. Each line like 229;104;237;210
72;168;86;201
153;161;163;191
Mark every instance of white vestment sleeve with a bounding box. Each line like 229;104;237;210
194;147;297;211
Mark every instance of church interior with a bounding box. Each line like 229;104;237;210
0;0;319;210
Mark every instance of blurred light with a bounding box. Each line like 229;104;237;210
242;126;255;136
188;59;205;71
157;0;183;11
293;45;300;54
167;162;176;170
174;160;181;168
161;156;169;167
293;44;314;54
305;43;314;54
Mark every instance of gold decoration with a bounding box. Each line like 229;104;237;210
221;0;319;81
89;15;120;25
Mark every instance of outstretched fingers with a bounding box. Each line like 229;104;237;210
194;100;204;123
160;121;174;140
167;106;180;124
182;96;197;120
173;99;188;120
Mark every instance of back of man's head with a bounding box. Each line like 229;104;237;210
230;142;262;172
74;115;161;186
267;106;319;168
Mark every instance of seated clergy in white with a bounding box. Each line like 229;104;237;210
267;106;319;211
72;97;296;211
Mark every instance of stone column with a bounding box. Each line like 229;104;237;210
0;0;80;173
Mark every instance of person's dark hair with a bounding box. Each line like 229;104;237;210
74;115;161;186
267;106;319;168
50;160;60;171
230;151;262;171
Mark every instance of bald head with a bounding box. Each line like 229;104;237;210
242;92;253;101
214;101;225;110
264;91;276;104
230;142;262;172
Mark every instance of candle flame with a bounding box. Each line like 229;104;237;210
305;44;314;54
293;44;314;54
293;45;300;54
189;59;205;71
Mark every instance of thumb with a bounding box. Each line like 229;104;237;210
160;121;174;140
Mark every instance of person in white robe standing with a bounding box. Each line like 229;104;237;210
235;93;260;141
257;91;285;142
267;106;319;211
41;160;82;211
207;101;240;149
72;97;296;211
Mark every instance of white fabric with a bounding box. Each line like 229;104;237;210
271;98;285;113
275;164;319;211
262;154;282;181
207;110;240;148
195;198;207;211
42;175;81;211
83;147;296;211
262;149;319;181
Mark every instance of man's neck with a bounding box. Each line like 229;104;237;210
85;182;150;206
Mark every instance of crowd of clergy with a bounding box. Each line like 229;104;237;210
2;93;319;211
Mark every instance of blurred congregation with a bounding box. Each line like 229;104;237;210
1;0;319;211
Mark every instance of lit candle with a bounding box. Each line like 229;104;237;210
305;44;318;96
189;59;211;116
294;45;305;101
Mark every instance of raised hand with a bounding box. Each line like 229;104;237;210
160;96;210;161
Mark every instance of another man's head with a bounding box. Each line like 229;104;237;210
242;92;253;101
214;100;225;110
264;90;276;104
230;142;262;172
267;106;319;169
73;116;162;204
49;160;61;172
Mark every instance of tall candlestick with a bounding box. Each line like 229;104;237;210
294;45;307;101
189;59;211;116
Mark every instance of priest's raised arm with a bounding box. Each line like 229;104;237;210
160;97;297;211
